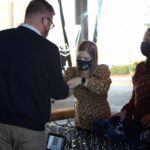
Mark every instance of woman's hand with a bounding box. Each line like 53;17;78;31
110;110;127;122
67;77;81;89
141;114;150;128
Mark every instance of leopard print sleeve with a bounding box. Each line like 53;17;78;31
64;67;77;82
86;64;112;95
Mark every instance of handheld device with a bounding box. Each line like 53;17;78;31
46;133;66;150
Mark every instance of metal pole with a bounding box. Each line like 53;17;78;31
75;0;88;42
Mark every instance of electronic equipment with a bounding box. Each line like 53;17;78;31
46;133;66;150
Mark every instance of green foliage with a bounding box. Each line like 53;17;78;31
145;23;150;28
110;62;139;75
110;65;129;75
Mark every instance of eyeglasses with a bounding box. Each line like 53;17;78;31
47;18;55;30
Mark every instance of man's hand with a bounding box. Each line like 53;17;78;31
67;77;81;89
141;114;150;128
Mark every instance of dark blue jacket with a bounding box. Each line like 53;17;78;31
0;26;69;130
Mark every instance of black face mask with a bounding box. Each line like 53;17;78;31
140;42;150;57
77;59;92;71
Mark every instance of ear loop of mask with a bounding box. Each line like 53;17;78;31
42;18;49;36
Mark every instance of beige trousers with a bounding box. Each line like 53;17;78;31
0;123;46;150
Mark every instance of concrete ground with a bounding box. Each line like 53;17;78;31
52;76;133;113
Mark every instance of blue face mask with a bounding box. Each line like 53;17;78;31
77;59;92;71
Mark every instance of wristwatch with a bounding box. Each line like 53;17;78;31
81;77;86;85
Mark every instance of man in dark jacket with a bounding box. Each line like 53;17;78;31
0;0;69;149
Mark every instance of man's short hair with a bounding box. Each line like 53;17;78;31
25;0;55;18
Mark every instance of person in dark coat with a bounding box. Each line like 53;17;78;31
0;0;69;149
